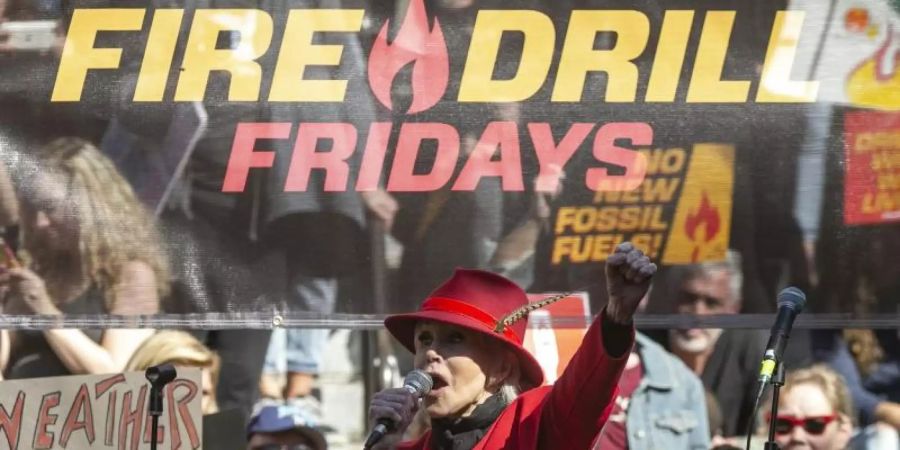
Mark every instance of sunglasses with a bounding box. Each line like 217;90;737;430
768;414;837;436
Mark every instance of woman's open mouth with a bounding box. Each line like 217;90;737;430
427;373;449;395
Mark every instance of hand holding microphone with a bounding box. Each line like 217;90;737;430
365;370;432;449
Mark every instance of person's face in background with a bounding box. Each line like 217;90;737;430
246;430;316;450
775;383;852;450
413;321;508;419
669;269;738;354
200;368;216;415
20;172;80;255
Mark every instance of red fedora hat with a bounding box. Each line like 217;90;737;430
385;268;545;389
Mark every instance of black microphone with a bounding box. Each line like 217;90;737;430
145;364;177;450
364;370;433;450
757;287;806;385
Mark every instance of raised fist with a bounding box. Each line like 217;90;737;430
605;242;657;325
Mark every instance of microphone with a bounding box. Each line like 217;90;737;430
364;370;433;450
758;287;806;385
145;364;177;450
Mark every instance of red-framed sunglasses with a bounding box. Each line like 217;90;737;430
765;414;838;435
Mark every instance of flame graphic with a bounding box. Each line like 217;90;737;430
684;192;721;262
847;25;900;110
368;0;449;114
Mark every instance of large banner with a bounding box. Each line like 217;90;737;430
0;370;202;450
0;0;897;326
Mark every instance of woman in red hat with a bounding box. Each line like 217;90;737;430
369;242;656;450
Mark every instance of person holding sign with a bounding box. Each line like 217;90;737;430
367;242;655;450
0;137;167;379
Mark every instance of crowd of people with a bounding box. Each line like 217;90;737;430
0;0;898;449
0;135;895;449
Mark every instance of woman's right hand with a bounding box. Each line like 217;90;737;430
368;387;419;447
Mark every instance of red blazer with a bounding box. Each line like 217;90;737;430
398;315;633;450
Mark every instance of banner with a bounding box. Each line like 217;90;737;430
0;370;202;450
0;0;896;325
843;110;900;224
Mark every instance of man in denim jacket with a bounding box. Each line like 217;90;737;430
594;332;710;449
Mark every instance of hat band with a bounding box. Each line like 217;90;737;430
421;297;521;343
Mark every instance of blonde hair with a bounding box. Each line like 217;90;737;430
490;343;525;405
784;365;854;421
761;364;855;430
21;137;169;307
126;331;220;413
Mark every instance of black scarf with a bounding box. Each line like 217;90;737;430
430;394;506;450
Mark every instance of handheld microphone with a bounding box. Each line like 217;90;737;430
758;287;806;385
364;370;433;450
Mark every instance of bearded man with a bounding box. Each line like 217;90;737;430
668;253;767;438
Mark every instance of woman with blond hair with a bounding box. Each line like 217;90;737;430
764;364;898;450
126;331;220;414
0;137;168;379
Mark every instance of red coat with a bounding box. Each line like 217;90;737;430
398;315;633;450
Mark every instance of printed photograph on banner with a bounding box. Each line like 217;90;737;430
843;110;900;225
522;292;590;385
550;144;734;266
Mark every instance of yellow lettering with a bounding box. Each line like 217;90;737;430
590;234;621;261
52;9;145;102
573;208;596;233
175;9;273;101
757;11;819;103
596;207;619;232
877;173;900;190
269;9;363;102
555;207;578;234
686;11;750;102
552;11;650;102
646;10;694;102
552;236;577;264
619;206;641;230
660;148;686;174
645;178;681;202
134;9;184;101
458;11;555;102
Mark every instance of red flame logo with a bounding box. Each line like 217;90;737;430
368;0;449;114
685;192;721;262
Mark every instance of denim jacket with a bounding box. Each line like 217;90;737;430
624;333;710;450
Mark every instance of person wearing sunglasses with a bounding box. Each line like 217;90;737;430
765;365;860;450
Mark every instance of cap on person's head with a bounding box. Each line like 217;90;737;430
247;405;327;450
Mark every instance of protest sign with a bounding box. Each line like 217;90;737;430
844;110;900;224
0;370;202;450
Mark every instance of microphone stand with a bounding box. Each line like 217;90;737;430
146;364;178;450
763;363;786;450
